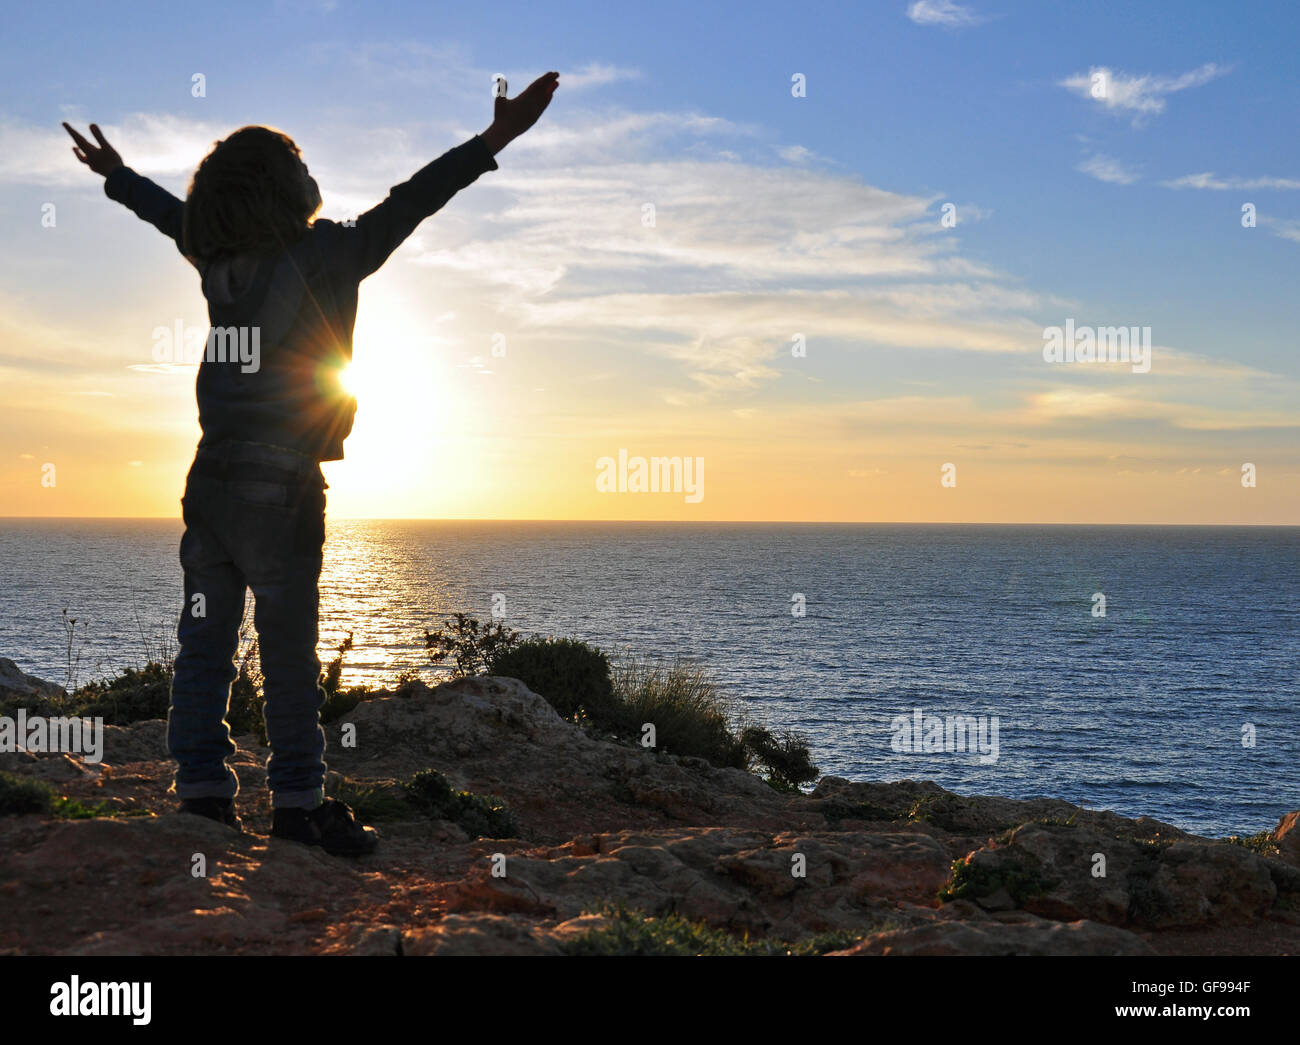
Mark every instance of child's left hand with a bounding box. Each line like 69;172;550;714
63;122;123;177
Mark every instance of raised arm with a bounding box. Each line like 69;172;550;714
342;135;501;280
63;122;187;256
340;70;560;280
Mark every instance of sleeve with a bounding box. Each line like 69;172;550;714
340;134;498;280
103;165;187;253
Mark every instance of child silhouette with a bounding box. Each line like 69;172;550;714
65;71;559;855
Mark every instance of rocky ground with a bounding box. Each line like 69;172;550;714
2;672;1298;956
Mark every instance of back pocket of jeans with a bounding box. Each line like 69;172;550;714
229;479;291;508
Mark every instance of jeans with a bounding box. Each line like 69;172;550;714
167;439;329;809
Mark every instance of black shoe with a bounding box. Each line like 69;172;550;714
179;796;242;832
271;798;379;856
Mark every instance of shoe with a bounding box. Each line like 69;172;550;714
271;798;379;856
179;796;242;832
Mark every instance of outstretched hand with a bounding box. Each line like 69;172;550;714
481;71;559;155
63;122;123;177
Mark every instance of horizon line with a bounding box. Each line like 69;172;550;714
2;516;1297;527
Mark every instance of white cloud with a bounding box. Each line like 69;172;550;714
906;1;984;28
1162;172;1300;190
778;144;815;164
1060;63;1229;124
1260;217;1300;244
0;84;1277;422
1077;154;1140;185
0;113;229;186
560;63;642;90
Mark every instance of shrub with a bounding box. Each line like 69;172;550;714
424;614;521;677
403;768;518;838
319;633;377;723
1227;830;1280;857
488;637;619;724
328;776;410;823
73;662;171;725
226;639;265;741
0;771;116;820
939;854;1054;904
0;770;53;816
739;726;820;793
560;903;865;956
612;657;747;769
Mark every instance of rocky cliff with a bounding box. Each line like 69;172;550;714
2;674;1298;955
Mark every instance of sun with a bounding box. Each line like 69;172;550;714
317;300;485;514
337;362;361;397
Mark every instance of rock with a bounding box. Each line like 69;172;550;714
1276;811;1300;865
809;776;1189;844
441;825;952;941
0;658;66;703
341;925;403;955
1;671;1296;956
403;914;562;956
948;821;1280;930
834;917;1153;956
1145;842;1276;927
327;676;797;841
100;720;170;765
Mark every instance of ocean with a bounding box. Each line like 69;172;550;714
1;519;1295;837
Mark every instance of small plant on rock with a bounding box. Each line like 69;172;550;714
424;613;521;677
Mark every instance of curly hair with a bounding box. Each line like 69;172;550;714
182;126;321;261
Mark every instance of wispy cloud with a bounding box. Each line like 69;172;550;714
1060;63;1229;125
1077;153;1140;185
560;62;642;89
777;144;816;164
1162;172;1300;190
906;1;985;28
0;113;229;186
1261;217;1300;243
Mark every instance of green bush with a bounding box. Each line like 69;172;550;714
0;771;116;820
0;770;54;815
739;726;820;793
488;637;620;724
403;769;518;838
424;614;521;677
327;770;519;837
73;662;171;725
613;658;747;769
328;776;410;823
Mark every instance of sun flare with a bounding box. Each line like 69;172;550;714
317;300;485;514
338;362;360;398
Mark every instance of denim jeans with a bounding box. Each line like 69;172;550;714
168;439;329;809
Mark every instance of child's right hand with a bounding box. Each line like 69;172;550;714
481;71;560;154
63;122;123;177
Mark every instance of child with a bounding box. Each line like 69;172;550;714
64;70;559;856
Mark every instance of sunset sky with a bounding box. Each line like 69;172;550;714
2;0;1297;522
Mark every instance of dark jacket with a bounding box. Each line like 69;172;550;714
104;135;498;461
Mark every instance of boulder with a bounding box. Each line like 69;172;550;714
0;658;66;703
1276;811;1300;866
948;821;1281;929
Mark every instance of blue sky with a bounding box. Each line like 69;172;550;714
1;0;1297;520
